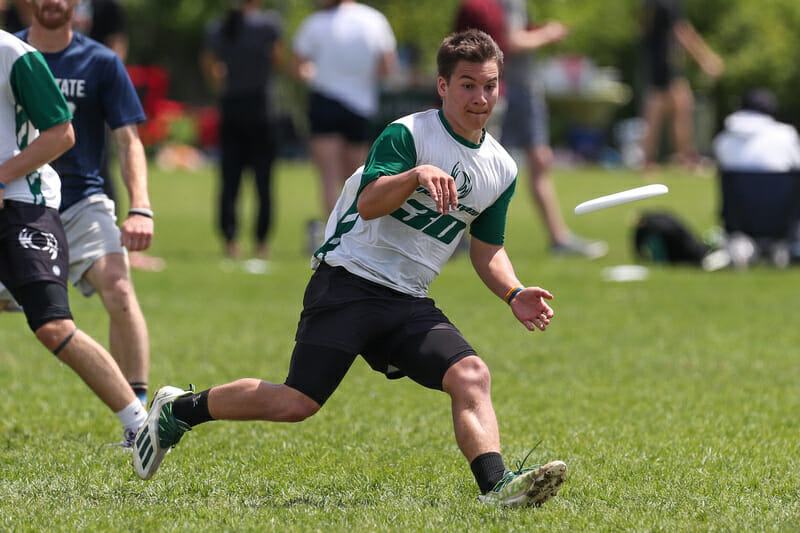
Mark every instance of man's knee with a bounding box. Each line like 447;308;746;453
443;356;491;396
35;319;78;354
87;254;135;299
103;276;136;305
277;385;321;422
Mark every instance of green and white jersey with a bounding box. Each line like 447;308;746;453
314;108;517;297
0;30;72;208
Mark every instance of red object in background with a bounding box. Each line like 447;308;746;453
126;65;220;149
127;65;174;146
127;65;170;115
194;106;220;149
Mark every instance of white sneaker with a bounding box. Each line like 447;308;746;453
551;234;608;259
133;385;193;480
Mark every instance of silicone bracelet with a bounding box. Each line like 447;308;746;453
128;208;154;218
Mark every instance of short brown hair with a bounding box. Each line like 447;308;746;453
436;29;503;82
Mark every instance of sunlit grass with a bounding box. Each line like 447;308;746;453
2;160;799;530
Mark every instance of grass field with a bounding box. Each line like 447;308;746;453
2;159;800;531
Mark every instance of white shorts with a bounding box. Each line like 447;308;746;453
60;194;127;297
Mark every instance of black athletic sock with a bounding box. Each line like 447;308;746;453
470;452;507;494
171;389;214;427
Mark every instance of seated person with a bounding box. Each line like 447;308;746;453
708;88;800;268
713;88;800;172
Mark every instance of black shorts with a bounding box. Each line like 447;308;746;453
0;201;69;293
308;92;371;143
645;56;682;90
288;263;477;405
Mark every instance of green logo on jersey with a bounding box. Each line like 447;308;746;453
15;104;46;204
15;104;31;150
450;162;473;199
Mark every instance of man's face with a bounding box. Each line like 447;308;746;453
438;60;499;142
30;0;77;30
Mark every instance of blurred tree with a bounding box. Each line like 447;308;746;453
121;0;800;135
711;0;800;123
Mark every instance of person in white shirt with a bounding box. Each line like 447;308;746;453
705;88;800;271
713;88;800;172
292;0;397;216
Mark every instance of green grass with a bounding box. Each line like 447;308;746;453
3;160;800;531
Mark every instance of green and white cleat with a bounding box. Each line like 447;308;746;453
478;460;567;508
133;385;193;480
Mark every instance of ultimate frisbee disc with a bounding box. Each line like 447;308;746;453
574;184;669;215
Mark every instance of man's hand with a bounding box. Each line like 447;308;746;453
415;164;459;215
120;213;153;251
510;287;555;331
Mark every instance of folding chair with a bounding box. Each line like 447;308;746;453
719;169;800;239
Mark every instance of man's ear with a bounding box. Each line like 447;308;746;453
437;76;448;99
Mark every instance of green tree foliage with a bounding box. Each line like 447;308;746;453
123;0;800;125
711;0;800;121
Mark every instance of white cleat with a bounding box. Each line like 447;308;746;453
133;386;193;480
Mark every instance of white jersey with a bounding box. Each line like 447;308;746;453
292;2;396;118
0;30;71;208
314;108;518;297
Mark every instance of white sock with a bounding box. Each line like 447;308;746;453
116;399;148;434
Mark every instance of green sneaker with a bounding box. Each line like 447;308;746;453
133;385;193;480
478;452;567;508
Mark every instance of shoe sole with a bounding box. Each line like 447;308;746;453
133;386;187;480
525;460;567;507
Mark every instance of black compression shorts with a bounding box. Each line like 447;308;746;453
286;263;477;405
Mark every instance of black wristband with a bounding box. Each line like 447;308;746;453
128;208;154;219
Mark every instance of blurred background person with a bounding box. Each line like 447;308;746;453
292;0;396;247
0;0;30;32
202;0;283;262
72;0;127;59
703;88;800;271
712;87;800;172
455;0;607;258
640;0;724;172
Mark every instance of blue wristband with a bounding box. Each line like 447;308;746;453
506;287;524;305
0;181;5;189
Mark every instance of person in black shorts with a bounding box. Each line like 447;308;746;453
0;28;145;447
292;0;397;220
135;29;567;508
640;0;724;171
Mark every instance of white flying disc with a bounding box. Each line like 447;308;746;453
574;184;669;215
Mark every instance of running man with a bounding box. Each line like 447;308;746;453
135;29;566;508
0;28;146;446
2;0;153;407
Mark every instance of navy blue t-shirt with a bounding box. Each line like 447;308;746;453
16;30;146;211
